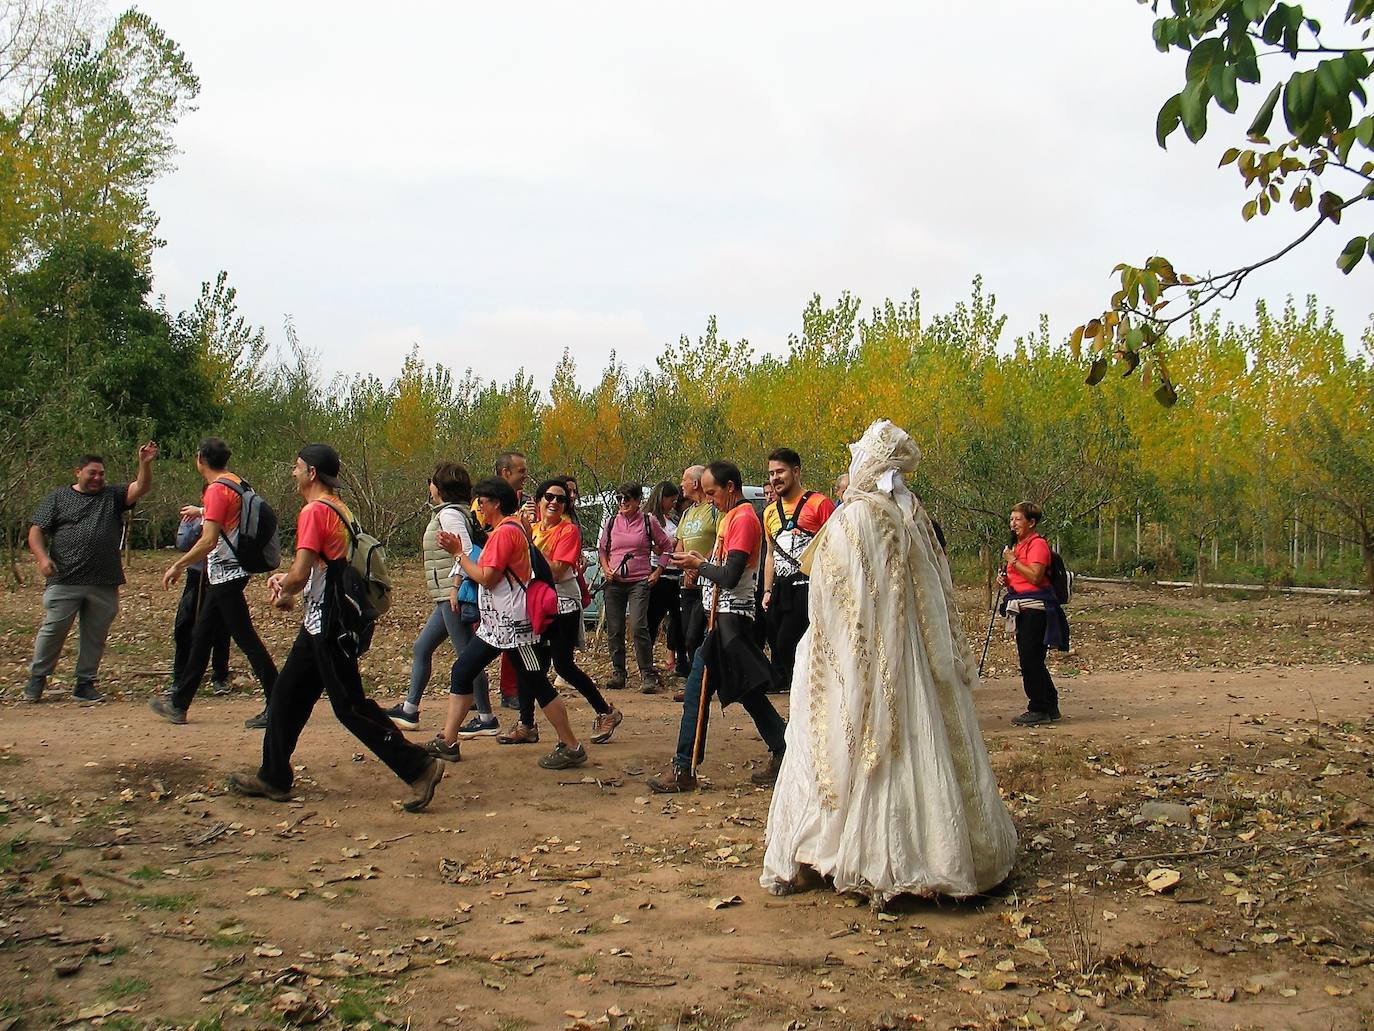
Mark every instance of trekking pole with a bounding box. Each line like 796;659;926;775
978;587;1003;677
689;576;721;778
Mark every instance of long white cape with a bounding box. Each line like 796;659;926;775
761;421;1017;902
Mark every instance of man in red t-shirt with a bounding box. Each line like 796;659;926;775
226;444;443;813
762;447;835;694
153;438;278;727
998;501;1060;726
648;460;787;793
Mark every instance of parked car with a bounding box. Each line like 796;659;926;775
577;485;765;627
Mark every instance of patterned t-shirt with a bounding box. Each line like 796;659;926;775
702;502;763;618
477;517;536;648
297;498;350;636
31;484;133;586
201;477;246;585
763;491;836;580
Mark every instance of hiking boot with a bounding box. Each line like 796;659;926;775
497;722;539;745
647;766;698;793
424;735;461;763
210;677;232;696
672;689;685;703
72;681;105;704
149;696;188;725
244;709;270;730
750;753;785;787
590;707;624;745
606;674;627;691
673;662;692;679
456;715;500;738
538;743;588;770
382;703;420;731
23;676;45;703
639;676;660;695
227;772;291;802
1011;709;1054;727
499;695;520;710
403;759;444;813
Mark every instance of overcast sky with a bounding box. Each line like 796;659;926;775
138;1;1372;388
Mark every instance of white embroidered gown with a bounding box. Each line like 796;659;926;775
760;420;1017;902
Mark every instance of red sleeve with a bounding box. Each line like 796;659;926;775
296;502;340;556
548;522;582;565
480;522;519;571
202;483;238;526
1027;537;1052;567
723;509;761;554
801;493;835;532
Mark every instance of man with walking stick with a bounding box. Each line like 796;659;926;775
647;461;787;793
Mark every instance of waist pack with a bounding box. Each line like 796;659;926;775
319;501;392;657
215;477;281;573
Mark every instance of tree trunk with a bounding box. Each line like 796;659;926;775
1096;508;1102;564
1135;504;1141;558
1112;512;1119;560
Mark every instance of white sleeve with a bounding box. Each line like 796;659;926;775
438;507;474;552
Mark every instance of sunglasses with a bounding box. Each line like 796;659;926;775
616;494;638;503
543;492;568;504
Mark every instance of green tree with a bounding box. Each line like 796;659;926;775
1076;0;1372;402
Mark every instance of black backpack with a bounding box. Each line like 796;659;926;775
319;501;391;659
1048;550;1075;605
214;477;281;573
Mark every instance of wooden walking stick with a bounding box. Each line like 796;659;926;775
689;573;721;778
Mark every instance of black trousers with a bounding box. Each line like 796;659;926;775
171;576;278;711
451;635;558;729
1014;607;1058;714
172;568;229;684
259;628;429;791
680;586;707;662
647;575;687;668
766;578;810;693
540;611;610;721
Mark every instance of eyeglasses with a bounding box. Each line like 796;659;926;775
616;494;637;503
475;496;496;506
543;492;568;504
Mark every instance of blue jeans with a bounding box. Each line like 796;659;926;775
672;642;787;772
409;602;490;714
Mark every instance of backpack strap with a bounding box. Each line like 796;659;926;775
209;476;248;558
317;499;359;554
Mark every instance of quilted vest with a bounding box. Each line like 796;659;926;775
422;504;461;603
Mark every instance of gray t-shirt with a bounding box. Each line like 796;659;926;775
31;484;133;586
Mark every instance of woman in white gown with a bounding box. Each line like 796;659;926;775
761;420;1017;903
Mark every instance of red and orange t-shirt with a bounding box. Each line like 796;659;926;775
476;517;537;648
703;502;763;618
532;517;583;613
299;497;351;635
763;491;835;579
202;476;245;584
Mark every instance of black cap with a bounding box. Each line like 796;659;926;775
298;444;341;487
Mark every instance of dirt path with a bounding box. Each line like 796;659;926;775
1;564;1371;1030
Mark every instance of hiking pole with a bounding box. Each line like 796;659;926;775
978;587;1003;677
689;574;721;778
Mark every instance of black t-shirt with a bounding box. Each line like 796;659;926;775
31;484;133;586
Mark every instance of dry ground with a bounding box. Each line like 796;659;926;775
0;556;1371;1031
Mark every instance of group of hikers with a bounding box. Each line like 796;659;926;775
18;438;855;812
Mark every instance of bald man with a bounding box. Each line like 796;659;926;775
674;464;718;678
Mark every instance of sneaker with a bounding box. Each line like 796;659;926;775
647;766;698;793
210;678;232;696
589;708;624;745
424;735;461;763
496;723;539;745
23;676;45;703
1011;709;1054;727
72;681;105;704
382;703;420;731
149;696;188;725
403;759;444;813
750;753;784;787
456;716;500;738
227;772;291;802
538;743;588;770
244;709;270;730
500;695;521;710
